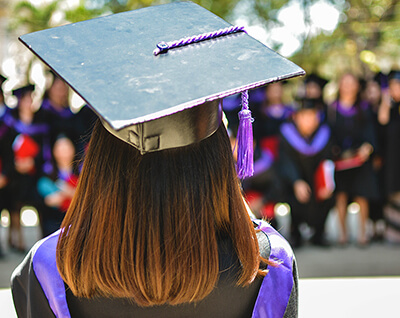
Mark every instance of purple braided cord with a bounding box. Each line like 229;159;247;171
154;25;246;55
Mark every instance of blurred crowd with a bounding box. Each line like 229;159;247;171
1;68;400;257
0;71;97;257
225;71;400;248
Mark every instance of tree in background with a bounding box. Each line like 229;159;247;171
290;0;400;79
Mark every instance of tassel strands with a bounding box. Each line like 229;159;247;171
236;90;254;179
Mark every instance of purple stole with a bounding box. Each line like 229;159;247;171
331;100;369;117
253;149;274;176
41;99;74;119
32;230;71;318
263;104;293;120
280;122;330;156
32;221;294;318
252;220;294;318
3;112;49;136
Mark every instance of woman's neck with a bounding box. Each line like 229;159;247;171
50;98;65;111
339;95;356;108
58;162;73;172
19;109;33;124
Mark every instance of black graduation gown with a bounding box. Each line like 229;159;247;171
0;104;15;211
4;108;51;208
328;100;379;199
279;122;334;242
252;102;293;145
41;99;78;144
385;101;400;195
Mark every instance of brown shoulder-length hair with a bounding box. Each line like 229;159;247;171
57;120;266;306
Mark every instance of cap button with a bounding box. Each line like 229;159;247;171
156;41;169;54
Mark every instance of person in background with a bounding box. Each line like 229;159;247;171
253;81;294;146
11;3;303;317
279;98;335;247
42;71;96;161
328;73;378;246
304;74;328;101
378;70;400;243
303;73;329;121
364;73;387;241
0;74;14;258
4;84;50;251
41;71;79;144
37;134;79;237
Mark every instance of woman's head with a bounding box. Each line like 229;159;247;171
388;71;400;102
265;82;284;105
47;76;69;108
53;135;76;168
57;120;261;306
13;85;35;114
293;108;320;137
338;73;361;100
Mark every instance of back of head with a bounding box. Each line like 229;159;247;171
57;120;260;306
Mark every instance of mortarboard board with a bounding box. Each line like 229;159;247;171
18;1;304;175
12;84;35;99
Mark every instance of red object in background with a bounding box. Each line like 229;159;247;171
245;190;275;219
67;175;79;187
314;160;335;201
260;136;280;160
334;154;364;171
12;134;39;159
60;175;79;212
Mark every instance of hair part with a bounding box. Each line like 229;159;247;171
57;120;266;306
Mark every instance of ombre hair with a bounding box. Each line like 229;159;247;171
56;120;266;306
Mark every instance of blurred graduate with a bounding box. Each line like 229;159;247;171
4;84;50;251
279;98;335;247
378;70;400;243
328;73;378;246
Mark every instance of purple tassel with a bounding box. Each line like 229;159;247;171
236;90;254;179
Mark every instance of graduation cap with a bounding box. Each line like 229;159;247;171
12;84;35;99
19;1;304;178
0;75;7;94
388;70;400;82
304;73;328;89
296;98;324;111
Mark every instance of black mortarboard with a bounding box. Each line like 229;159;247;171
0;75;6;85
19;2;304;178
0;75;6;94
388;70;400;82
12;84;35;99
296;98;324;111
304;73;328;89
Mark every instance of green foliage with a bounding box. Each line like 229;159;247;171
10;0;61;33
292;0;400;78
64;5;103;23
